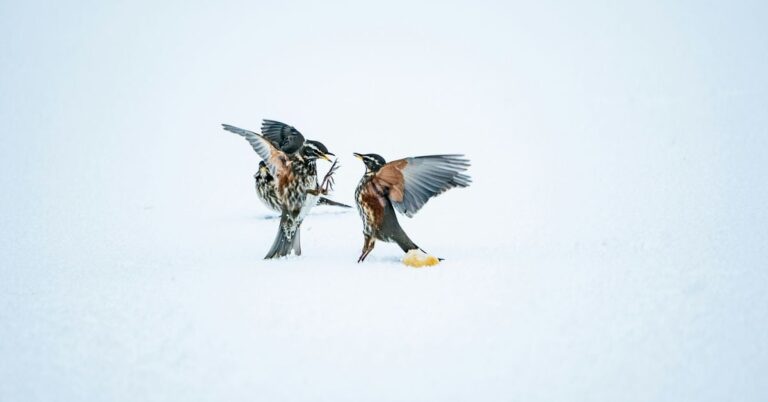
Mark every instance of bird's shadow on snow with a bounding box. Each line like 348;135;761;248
253;214;280;220
253;251;403;265
358;255;403;264
252;209;352;221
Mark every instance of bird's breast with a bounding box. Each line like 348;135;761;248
355;178;385;232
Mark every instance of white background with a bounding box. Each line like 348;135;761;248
1;1;767;401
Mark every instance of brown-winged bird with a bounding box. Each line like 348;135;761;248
222;123;337;258
353;153;471;262
224;120;350;212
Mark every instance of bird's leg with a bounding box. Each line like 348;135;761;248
357;235;376;263
323;159;340;192
308;159;340;196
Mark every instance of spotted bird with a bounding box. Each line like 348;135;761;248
353;153;471;262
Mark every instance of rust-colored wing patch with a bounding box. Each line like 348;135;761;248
372;159;408;202
269;148;290;178
222;123;289;178
383;155;471;217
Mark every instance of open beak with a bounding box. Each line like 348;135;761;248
353;152;363;160
320;153;333;162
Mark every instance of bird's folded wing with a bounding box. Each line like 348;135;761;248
222;124;288;174
373;155;471;217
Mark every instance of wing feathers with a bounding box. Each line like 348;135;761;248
375;155;471;217
222;123;286;174
260;119;305;153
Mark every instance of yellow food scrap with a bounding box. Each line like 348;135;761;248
402;250;440;268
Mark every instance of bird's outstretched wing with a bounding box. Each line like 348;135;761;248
222;123;289;174
261;119;305;153
373;155;471;217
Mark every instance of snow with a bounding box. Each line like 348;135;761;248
2;1;768;401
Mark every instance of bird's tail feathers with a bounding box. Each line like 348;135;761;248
393;233;419;254
393;236;446;261
264;214;301;259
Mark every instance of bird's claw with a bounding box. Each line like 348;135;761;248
315;158;340;195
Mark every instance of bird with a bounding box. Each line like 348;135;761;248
265;141;336;258
352;152;471;263
222;123;338;258
224;121;351;211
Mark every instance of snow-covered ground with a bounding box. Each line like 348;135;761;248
2;1;767;401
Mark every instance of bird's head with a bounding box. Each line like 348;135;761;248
353;153;386;172
302;140;334;161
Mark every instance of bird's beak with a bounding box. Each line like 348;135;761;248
353;152;363;160
320;153;333;162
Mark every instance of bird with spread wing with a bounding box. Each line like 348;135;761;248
222;121;340;258
353;152;471;263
